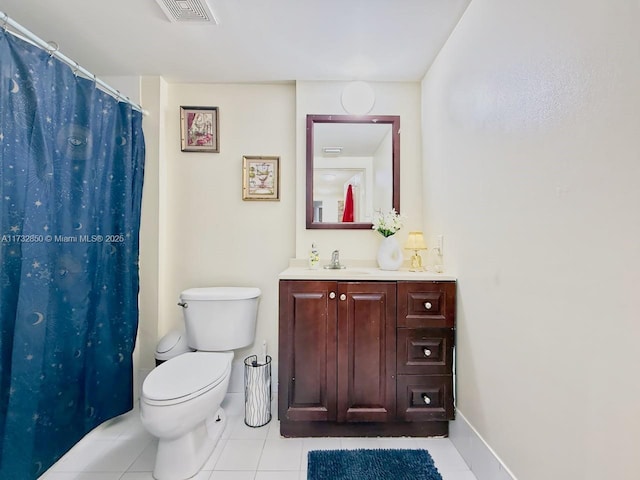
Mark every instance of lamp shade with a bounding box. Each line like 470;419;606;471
404;231;427;250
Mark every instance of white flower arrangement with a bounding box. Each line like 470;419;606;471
372;208;403;237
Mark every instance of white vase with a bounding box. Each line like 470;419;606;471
377;235;404;271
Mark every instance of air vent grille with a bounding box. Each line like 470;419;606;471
155;0;218;23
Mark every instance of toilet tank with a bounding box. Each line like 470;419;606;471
179;287;261;351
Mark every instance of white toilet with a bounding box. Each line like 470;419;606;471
140;286;261;480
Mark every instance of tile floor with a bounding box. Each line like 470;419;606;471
39;393;478;480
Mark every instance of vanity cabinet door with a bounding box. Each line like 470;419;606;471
279;280;337;422
336;282;396;423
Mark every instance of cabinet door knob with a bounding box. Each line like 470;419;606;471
423;348;432;357
340;294;347;301
422;394;431;405
424;302;432;310
329;292;336;299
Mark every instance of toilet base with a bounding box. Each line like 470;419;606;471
152;407;227;480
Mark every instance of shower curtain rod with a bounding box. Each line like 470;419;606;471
1;11;146;114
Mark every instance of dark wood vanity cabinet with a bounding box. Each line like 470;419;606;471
278;281;396;425
278;279;456;437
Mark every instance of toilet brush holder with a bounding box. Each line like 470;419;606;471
243;354;272;427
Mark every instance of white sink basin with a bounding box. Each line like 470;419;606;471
279;266;380;280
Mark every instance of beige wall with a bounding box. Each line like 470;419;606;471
137;77;165;376
138;82;297;374
422;0;640;479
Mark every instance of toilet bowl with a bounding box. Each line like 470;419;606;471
140;351;233;480
139;286;261;480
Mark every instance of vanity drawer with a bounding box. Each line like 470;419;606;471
397;282;456;328
396;375;454;421
397;328;453;375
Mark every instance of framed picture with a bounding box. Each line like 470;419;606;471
242;156;280;201
180;106;219;152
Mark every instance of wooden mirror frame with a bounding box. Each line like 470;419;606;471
306;114;400;230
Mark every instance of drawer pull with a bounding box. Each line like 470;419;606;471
422;394;431;405
340;294;346;301
424;302;432;310
423;348;432;357
329;292;336;299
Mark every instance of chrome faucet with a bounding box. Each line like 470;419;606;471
331;250;340;267
324;250;346;269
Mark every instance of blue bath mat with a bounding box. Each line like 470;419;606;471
307;448;442;480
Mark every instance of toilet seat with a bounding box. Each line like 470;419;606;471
142;351;232;406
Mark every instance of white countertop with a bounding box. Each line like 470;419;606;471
279;262;456;282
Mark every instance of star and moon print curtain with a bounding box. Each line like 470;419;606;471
0;28;145;478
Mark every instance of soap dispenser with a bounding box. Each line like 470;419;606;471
308;243;320;269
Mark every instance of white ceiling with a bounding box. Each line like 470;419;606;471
0;0;471;84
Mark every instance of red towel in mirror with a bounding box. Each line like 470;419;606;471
342;184;354;222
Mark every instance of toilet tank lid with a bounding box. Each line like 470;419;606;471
180;287;261;301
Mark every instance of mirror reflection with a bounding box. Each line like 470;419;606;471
306;115;400;230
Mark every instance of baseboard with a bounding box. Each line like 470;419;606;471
449;411;517;480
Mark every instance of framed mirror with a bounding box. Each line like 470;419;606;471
306;114;400;229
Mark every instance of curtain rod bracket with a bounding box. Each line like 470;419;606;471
46;41;59;57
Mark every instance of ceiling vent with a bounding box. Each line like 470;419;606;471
154;0;218;23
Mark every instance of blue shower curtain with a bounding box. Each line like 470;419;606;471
0;29;145;478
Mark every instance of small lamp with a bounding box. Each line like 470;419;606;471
404;231;428;271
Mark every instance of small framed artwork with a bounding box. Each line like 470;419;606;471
242;156;280;201
180;106;219;152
